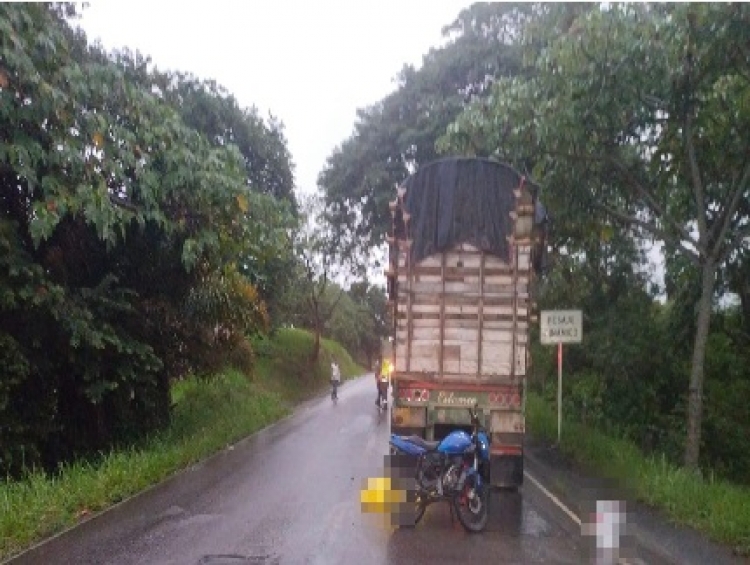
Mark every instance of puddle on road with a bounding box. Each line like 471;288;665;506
519;508;553;537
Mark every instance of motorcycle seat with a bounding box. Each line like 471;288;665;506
403;435;440;451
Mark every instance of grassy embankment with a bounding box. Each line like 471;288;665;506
526;392;750;557
0;328;363;561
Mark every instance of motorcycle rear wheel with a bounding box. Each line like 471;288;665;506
453;477;489;532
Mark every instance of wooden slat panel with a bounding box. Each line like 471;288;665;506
407;303;519;314
397;312;531;323
398;318;529;331
398;271;528;285
407;243;413;372
394;240;532;380
413;327;488;341
515;344;527;375
410;281;482;294
410;356;438;372
439;251;446;380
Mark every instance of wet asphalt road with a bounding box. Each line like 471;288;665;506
10;375;591;565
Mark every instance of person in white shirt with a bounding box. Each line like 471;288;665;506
330;360;341;400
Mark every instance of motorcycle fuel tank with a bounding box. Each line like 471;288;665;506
437;430;472;455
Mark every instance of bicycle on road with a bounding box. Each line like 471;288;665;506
331;379;339;403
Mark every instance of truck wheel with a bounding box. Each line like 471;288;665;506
480;460;491;484
489;454;523;489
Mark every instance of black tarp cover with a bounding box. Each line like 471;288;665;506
398;157;534;264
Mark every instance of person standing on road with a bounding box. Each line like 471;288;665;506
331;359;341;400
376;358;390;408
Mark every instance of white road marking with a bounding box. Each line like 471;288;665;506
524;470;635;565
524;470;581;525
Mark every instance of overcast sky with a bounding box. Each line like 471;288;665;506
77;1;474;197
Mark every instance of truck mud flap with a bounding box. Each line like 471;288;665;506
490;453;523;489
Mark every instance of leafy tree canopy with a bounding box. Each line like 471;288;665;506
318;3;534;269
0;3;296;475
439;2;750;469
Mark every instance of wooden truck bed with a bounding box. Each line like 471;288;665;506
393;242;532;383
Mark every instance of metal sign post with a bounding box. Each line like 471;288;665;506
557;342;563;444
540;310;583;445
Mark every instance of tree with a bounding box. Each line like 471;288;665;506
280;195;347;364
439;3;750;470
0;4;274;473
162;73;297;209
94;49;298;210
347;281;389;367
326;281;389;367
318;3;534;270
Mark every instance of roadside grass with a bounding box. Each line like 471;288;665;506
250;328;361;403
526;392;750;556
0;328;364;561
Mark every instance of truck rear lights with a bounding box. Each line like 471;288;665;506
413;389;429;402
399;389;429;402
488;392;522;408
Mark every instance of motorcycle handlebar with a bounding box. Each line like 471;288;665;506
468;401;480;429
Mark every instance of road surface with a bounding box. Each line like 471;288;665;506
10;375;635;565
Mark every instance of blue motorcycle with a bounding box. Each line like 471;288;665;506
389;404;490;532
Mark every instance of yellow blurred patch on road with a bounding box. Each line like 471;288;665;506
360;476;407;513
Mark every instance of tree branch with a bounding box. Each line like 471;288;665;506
108;194;138;212
709;160;750;260
719;223;750;264
605;155;702;253
321;287;346;322
595;203;701;266
684;100;709;243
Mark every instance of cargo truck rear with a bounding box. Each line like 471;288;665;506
385;157;546;488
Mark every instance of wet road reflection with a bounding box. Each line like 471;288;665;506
9;376;585;565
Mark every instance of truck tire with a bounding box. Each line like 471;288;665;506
489;453;523;490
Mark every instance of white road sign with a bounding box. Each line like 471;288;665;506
541;310;582;345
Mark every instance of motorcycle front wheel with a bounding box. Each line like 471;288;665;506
399;490;426;528
453;476;489;532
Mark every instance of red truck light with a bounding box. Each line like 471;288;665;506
398;389;429;402
413;389;429;402
397;389;411;401
488;392;522;408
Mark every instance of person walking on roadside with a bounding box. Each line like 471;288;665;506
331;359;341;400
376;358;391;408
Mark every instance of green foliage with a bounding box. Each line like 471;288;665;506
441;1;750;471
318;3;533;267
251;328;362;403
0;4;295;476
334;281;389;367
0;328;362;560
0;369;287;560
527;392;750;557
701;319;750;483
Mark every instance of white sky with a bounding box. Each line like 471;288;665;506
77;1;474;197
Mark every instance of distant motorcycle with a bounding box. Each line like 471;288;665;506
389;403;490;532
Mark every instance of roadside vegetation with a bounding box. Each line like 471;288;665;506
3;1;749;562
527;392;750;557
0;328;362;561
321;2;750;487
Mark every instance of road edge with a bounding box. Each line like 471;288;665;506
2;375;370;564
524;436;747;565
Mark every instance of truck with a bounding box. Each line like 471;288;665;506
385;157;547;489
